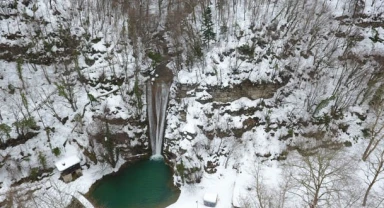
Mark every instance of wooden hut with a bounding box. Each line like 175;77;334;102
55;155;82;182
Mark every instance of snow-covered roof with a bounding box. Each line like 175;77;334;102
55;155;81;171
203;192;218;203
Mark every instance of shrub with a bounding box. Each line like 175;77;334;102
147;51;163;65
237;44;254;57
287;128;294;137
38;152;47;170
7;84;15;94
30;167;39;180
0;123;11;143
344;141;352;147
193;44;203;58
52;147;61;157
362;128;371;138
13;117;37;138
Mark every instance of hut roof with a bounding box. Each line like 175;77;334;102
203;192;218;203
55;155;81;171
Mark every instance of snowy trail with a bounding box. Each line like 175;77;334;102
73;192;95;208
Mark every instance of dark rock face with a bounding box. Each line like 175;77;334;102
178;79;285;103
206;79;284;103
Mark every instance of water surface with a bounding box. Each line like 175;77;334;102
91;159;179;208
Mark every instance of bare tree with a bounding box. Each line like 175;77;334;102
36;88;62;123
283;148;359;208
2;187;29;208
238;160;293;208
86;105;120;168
362;146;384;207
224;139;242;169
55;72;78;112
362;100;384;161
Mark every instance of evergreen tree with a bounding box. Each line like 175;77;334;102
202;6;215;47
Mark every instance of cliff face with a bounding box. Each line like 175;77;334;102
161;1;384;197
0;1;150;205
0;0;384;207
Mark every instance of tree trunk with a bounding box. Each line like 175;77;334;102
363;152;384;206
363;181;374;207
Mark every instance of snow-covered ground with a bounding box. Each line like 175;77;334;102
0;0;384;207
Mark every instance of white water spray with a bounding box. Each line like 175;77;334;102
147;80;171;157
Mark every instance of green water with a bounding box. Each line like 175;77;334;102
91;159;180;208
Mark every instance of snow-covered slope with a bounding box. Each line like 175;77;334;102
0;0;383;207
164;0;384;207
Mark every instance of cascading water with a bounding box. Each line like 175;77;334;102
147;79;171;158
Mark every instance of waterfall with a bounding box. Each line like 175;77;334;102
147;80;171;157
